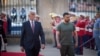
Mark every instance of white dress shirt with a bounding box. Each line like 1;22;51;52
29;20;35;28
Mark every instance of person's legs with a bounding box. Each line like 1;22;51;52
25;49;34;56
32;47;40;56
83;35;89;48
75;37;80;54
80;36;83;55
98;50;100;56
25;47;40;56
13;16;17;22
90;36;95;50
95;37;100;56
75;36;83;55
2;38;7;52
86;35;91;49
67;45;75;56
15;15;17;22
60;45;67;56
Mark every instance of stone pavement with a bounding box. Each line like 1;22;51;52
6;45;97;56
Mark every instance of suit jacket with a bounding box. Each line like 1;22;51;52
20;21;45;49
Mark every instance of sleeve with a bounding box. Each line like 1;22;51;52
20;23;25;47
56;24;61;31
39;23;45;44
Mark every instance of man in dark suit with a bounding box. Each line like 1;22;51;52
20;10;45;56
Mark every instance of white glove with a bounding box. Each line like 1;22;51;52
88;29;93;32
76;27;80;31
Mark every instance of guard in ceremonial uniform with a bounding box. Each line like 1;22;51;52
84;16;90;48
75;15;86;55
87;21;95;49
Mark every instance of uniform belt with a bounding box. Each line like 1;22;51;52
79;28;85;30
76;27;85;31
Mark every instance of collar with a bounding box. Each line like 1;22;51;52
29;20;35;27
29;20;35;23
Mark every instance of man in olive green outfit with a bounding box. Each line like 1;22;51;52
56;12;78;56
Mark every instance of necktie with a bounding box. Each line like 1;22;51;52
31;21;34;32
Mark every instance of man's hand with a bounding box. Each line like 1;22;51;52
41;44;45;49
73;31;78;48
57;43;61;49
20;47;24;52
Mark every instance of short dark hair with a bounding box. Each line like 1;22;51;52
63;12;70;17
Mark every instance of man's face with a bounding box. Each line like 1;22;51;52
55;16;61;22
28;12;35;21
63;15;70;22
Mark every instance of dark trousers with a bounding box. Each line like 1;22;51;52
75;36;84;55
60;45;75;56
90;37;95;50
95;37;100;56
87;36;95;49
83;35;88;47
84;35;95;49
25;47;40;56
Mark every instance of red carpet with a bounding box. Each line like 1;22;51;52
1;52;25;56
0;52;44;56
